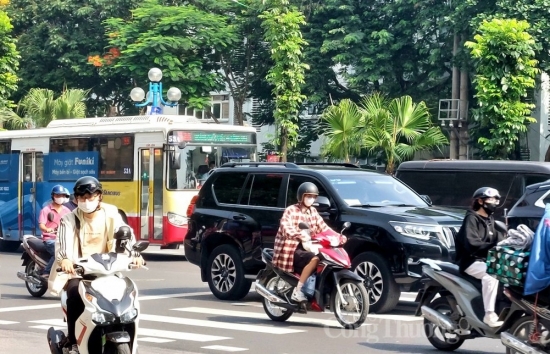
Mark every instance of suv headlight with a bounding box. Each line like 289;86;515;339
389;222;455;248
120;307;138;323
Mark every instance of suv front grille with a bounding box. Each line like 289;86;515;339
441;226;460;248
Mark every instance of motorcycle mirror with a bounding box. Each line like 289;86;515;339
47;212;55;222
133;241;149;253
115;226;132;240
298;222;310;230
342;221;351;231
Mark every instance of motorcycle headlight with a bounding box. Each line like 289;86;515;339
92;311;116;325
120;308;138;323
389;222;454;248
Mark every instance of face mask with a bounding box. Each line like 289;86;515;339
78;199;99;214
303;196;316;207
483;202;497;215
54;197;65;205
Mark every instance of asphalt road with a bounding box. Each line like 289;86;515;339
0;245;507;353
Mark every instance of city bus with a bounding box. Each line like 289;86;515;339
0;115;257;251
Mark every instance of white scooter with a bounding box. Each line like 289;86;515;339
47;226;149;354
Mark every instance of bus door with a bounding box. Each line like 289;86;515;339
139;148;163;242
21;152;44;237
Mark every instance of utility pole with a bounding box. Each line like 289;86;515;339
450;34;460;160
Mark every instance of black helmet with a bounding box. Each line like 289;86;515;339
51;184;69;198
297;182;319;202
472;187;500;200
74;176;103;197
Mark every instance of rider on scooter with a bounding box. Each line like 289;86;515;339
455;187;506;327
272;182;345;303
49;176;145;354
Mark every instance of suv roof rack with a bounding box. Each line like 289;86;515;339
295;163;360;168
221;162;300;168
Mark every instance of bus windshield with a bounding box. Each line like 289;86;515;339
167;145;256;190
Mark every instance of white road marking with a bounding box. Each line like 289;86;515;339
29;325;66;330
202;345;248;352
140;313;305;334
137;337;176;343
28;319;66;326
172;307;369;328
0;304;59;313
0;320;18;324
139;291;212;301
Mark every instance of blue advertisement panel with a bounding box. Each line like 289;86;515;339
46;152;99;181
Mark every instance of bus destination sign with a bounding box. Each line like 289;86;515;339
170;131;254;144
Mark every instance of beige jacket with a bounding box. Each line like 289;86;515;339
48;202;136;296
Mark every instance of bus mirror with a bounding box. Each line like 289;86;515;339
178;141;187;149
170;151;181;170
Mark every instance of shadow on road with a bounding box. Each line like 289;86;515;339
360;342;499;354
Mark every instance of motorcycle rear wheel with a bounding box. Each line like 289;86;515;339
25;261;47;297
424;297;464;351
331;279;369;329
506;315;549;354
262;274;293;322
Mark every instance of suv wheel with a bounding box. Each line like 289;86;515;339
206;244;251;300
352;252;400;313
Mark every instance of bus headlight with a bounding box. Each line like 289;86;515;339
167;212;186;226
120;307;138;323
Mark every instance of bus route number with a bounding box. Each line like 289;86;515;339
124;168;131;174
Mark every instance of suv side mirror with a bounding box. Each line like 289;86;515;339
314;196;331;211
420;195;432;206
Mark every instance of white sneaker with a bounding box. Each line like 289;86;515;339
69;344;80;354
483;313;503;327
291;288;307;303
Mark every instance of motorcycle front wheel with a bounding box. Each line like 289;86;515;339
424;297;464;351
25;261;47;297
331;279;369;329
262;274;293;322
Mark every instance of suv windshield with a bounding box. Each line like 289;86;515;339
328;174;427;207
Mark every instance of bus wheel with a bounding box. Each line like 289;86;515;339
206;244;251;300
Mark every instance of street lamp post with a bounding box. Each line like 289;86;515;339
130;68;182;115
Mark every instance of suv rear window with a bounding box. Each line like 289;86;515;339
212;172;248;204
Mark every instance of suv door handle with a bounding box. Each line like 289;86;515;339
233;215;246;221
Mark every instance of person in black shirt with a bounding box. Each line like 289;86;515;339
455;187;506;327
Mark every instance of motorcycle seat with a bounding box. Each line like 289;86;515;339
437;262;482;291
27;237;47;254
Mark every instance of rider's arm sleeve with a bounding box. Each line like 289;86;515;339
55;215;75;264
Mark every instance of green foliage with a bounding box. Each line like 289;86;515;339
320;99;362;162
465;19;539;159
359;93;447;174
104;0;238;109
6;0;137;116
0;10;19;110
260;0;309;161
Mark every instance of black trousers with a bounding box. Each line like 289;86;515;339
66;278;85;345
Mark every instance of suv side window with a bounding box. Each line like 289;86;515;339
212;172;248;204
286;174;330;206
241;173;284;207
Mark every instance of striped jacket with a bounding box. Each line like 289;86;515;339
48;202;136;295
272;204;330;273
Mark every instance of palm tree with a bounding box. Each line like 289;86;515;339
0;87;88;129
359;93;448;174
320;99;363;163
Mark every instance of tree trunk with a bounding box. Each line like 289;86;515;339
459;66;469;160
280;126;288;162
234;97;244;126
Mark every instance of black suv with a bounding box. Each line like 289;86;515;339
507;179;550;230
184;163;465;313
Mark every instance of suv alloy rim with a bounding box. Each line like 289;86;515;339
355;261;383;305
211;253;236;293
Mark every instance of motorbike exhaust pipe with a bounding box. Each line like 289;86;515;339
421;305;457;332
501;332;547;354
255;281;286;303
17;271;42;285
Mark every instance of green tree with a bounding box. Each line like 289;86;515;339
465;19;539;159
320;99;362;163
0;9;19;112
104;0;238;109
6;0;137;116
0;88;87;128
358;93;448;174
260;0;309;162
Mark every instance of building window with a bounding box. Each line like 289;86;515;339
180;94;230;120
